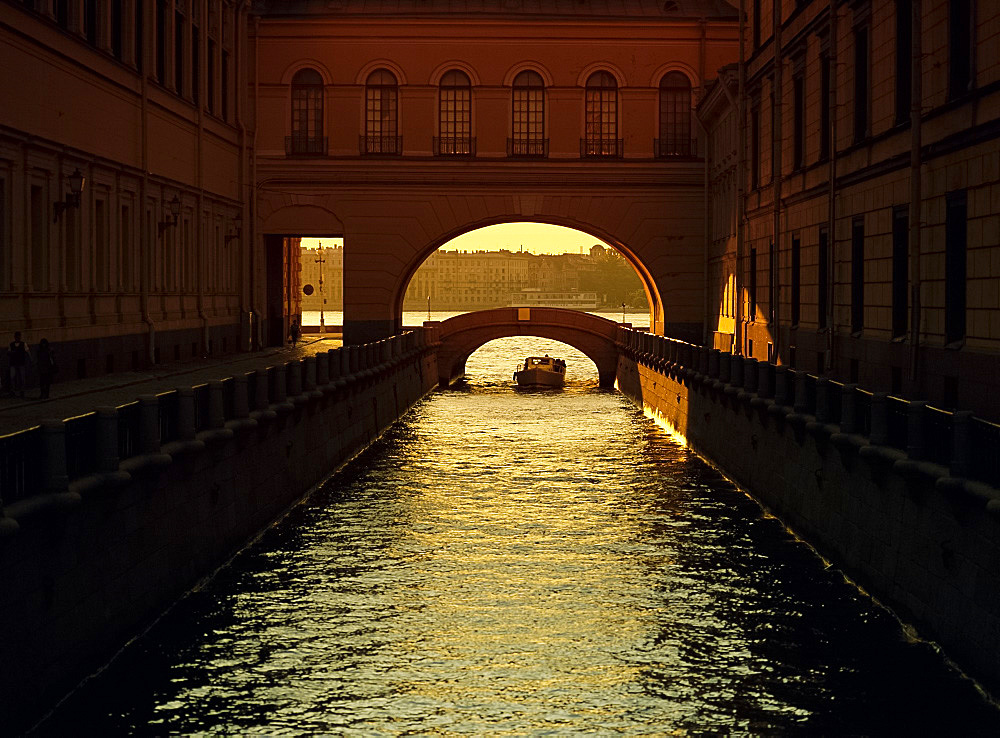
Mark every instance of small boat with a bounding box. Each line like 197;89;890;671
513;355;566;388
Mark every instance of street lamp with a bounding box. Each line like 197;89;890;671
315;241;326;334
158;195;181;234
622;302;626;323
53;168;85;222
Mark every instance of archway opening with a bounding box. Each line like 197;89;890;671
399;222;653;330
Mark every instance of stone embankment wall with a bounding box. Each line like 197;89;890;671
615;328;1000;697
0;331;439;732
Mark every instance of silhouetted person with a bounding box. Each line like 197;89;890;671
36;339;56;400
8;331;28;398
289;319;301;347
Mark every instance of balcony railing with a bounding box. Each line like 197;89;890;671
654;137;698;158
433;136;476;156
580;138;623;158
507;138;549;158
360;135;403;155
284;135;327;156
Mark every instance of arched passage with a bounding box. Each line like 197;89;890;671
394;218;659;329
433;308;621;388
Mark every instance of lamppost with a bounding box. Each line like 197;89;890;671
427;294;431;321
622;302;626;323
315;242;326;335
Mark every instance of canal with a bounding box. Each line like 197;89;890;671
37;337;1000;735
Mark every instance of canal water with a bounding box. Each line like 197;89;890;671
38;338;1000;735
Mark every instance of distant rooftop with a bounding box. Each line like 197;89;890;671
254;0;739;21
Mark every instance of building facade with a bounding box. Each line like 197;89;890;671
1;0;251;377
699;0;1000;416
250;0;739;343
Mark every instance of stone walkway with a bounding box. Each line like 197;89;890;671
0;338;343;436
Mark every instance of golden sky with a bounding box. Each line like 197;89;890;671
300;223;607;255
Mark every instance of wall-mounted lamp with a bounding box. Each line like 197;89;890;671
158;195;181;234
53;168;85;222
225;212;243;244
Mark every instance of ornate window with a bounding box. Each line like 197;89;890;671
436;70;474;156
288;68;325;155
510;70;546;157
658;72;693;157
364;69;400;155
582;71;620;157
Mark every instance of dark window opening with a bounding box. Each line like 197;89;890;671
84;0;97;45
583;71;619;157
510;70;545;157
818;228;829;330
896;0;912;124
792;75;804;169
134;0;143;71
750;106;760;186
750;245;758;320
892;206;909;338
768;241;776;324
221;50;229;120
949;0;973;99
289;68;325;155
658;72;692;156
851;217;865;333
56;0;69;29
174;10;184;96
945;190;967;343
191;25;199;105
155;0;166;83
438;69;473;155
819;54;831;160
365;68;400;154
208;40;216;113
791;235;801;326
111;0;123;59
853;25;870;142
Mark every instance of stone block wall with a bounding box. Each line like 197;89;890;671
615;328;1000;699
0;331;439;733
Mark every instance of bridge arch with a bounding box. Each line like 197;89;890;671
394;217;662;333
433;307;622;388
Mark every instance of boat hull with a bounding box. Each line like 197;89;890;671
514;368;565;388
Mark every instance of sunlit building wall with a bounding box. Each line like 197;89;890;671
700;0;1000;416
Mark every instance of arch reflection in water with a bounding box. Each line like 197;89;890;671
37;340;1000;734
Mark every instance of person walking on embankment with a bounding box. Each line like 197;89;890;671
7;331;28;398
35;338;56;400
289;319;301;347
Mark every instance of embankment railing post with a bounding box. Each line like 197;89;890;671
138;395;161;453
870;392;889;446
41;419;68;493
951;411;972;477
95;406;119;473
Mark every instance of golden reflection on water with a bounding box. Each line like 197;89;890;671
37;337;1000;735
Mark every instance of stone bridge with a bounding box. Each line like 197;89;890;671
427;307;622;388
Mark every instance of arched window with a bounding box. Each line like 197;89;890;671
583;71;619;157
437;70;473;156
510;70;545;157
364;69;400;155
289;68;324;155
659;71;693;157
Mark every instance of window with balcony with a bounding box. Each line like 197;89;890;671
288;69;325;156
364;69;400;155
436;70;474;156
510;70;546;157
583;71;620;157
657;72;693;157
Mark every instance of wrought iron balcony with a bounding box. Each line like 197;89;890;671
285;135;327;156
433;136;476;156
580;138;623;158
360;135;403;155
654;138;698;158
507;138;549;158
